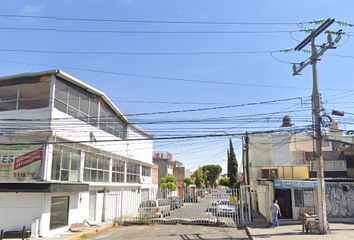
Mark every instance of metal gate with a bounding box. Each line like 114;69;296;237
103;185;269;227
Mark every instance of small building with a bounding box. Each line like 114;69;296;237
0;70;153;236
153;151;174;187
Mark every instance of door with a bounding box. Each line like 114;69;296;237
275;189;293;219
89;191;96;222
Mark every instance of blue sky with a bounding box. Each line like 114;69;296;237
1;0;354;172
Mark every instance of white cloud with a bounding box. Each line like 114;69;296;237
20;3;46;15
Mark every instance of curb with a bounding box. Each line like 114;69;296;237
244;226;254;240
64;224;115;240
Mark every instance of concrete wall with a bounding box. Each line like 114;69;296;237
326;183;354;218
0;192;88;237
0;107;52;135
0;193;42;231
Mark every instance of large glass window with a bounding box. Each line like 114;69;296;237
50;196;69;230
0;77;50;111
142;166;151;177
51;145;80;182
112;158;125;183
99;101;126;139
127;162;140;183
18;81;50;109
83;152;110;182
54;78;126;138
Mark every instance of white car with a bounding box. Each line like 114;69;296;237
216;199;236;217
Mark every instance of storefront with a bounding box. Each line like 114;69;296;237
273;180;318;220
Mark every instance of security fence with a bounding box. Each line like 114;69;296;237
103;185;269;227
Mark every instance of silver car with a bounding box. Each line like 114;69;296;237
138;199;171;218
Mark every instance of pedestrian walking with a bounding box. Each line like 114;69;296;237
270;199;281;227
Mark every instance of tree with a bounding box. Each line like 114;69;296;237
227;150;230;180
192;168;205;188
218;177;230;186
160;175;177;191
183;178;194;186
228;138;238;188
201;164;222;188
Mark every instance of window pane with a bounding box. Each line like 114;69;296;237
79;91;90;115
0;85;18;102
18;81;50;109
62;149;70;170
54;99;67;113
0;85;18;111
51;149;61;180
91;156;98;168
61;170;69;181
97;171;104;182
55;79;68;103
97;156;104;169
89;97;98;126
91;170;97;182
295;189;303;207
71;150;81;171
84;169;90;181
104;171;109;182
68;86;79;109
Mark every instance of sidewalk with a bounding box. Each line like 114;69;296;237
246;223;354;240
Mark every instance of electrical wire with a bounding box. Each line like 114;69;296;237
0;48;288;55
0;27;302;35
0;14;312;25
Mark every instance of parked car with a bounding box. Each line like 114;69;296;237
168;196;183;210
138;199;171;218
216;199;236;217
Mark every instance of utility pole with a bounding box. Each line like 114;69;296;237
293;18;341;234
245;132;250;185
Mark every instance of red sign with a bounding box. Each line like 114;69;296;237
14;148;42;170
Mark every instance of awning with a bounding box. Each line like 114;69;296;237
273;180;318;189
0;182;89;193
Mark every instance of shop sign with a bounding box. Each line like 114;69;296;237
0;144;44;180
273;179;318;189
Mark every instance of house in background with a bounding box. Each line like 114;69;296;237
246;130;354;222
0;70;153;237
153;151;174;188
153;152;190;193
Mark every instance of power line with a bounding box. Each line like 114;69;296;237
0;59;316;90
0;47;286;55
0;27;301;34
0;127;311;146
0;14;311;25
116;97;304;116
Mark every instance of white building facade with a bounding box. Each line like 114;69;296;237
0;70;153;236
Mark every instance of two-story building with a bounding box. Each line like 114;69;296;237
246;130;354;222
0;70;153;237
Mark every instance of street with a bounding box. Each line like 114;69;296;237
164;195;237;227
88;224;248;240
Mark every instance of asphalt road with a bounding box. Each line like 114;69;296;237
89;224;249;240
167;195;216;220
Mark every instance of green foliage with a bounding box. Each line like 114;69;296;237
80;234;88;239
228;139;238;188
113;217;124;226
218;177;230;186
166;182;177;191
201;164;222;188
184;178;194;186
160;175;177;190
192;168;205;188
